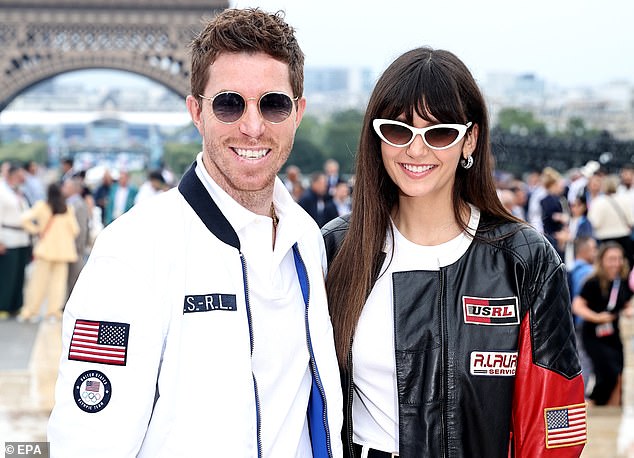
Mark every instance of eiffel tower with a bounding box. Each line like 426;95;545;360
0;0;228;111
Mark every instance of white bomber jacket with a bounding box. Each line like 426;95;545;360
48;162;343;457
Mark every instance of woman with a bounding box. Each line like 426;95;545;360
587;174;634;268
572;242;633;406
564;194;593;267
18;183;79;322
322;47;585;457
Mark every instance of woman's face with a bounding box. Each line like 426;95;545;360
379;110;476;204
601;247;624;279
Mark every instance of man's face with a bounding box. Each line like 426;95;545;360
187;52;305;202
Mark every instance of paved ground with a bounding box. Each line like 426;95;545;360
1;316;633;455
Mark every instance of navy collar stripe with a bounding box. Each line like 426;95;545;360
178;162;241;251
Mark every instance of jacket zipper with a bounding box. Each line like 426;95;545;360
240;252;262;458
439;269;447;458
294;246;333;458
346;346;354;457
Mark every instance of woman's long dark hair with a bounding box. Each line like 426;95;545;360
47;183;67;215
326;47;521;367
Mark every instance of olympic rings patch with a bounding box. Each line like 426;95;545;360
73;370;112;413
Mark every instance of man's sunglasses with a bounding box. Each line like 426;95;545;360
199;91;298;124
373;119;472;150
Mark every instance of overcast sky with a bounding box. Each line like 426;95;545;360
230;0;634;88
20;0;634;97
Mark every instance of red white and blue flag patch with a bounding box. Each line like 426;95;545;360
69;319;130;366
462;296;519;325
544;403;587;448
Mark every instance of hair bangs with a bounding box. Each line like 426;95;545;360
373;51;467;125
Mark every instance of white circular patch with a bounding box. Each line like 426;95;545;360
73;370;112;413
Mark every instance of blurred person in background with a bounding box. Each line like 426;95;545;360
22;160;46;205
324;158;340;197
59;157;74;183
104;169;137;225
508;179;528;220
0;163;31;319
564;194;593;267
583;170;604;210
322;46;585;457
18;183;78;322
618;163;634;193
283;164;302;197
568;236;599;390
588;175;634;268
332;180;352;216
572;242;634;406
540;168;569;258
93;169;113;225
62;177;90;300
526;166;558;233
298;172;339;227
134;170;167;205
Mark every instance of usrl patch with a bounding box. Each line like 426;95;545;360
68;319;130;366
73;370;112;413
462;295;519;325
544;403;587;448
470;351;518;376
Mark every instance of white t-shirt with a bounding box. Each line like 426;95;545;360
352;205;480;453
196;159;312;458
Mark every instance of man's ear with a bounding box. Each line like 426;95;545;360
293;96;307;129
186;95;204;134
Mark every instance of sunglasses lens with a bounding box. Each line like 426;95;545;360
425;127;460;148
212;92;245;123
379;123;413;146
260;93;294;123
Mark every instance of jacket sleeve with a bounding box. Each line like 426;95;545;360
511;256;586;457
47;229;168;457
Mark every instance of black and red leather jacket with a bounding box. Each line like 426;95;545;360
322;214;586;458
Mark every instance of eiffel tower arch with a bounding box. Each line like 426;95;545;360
0;0;229;111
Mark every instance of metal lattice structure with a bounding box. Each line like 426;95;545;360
0;0;229;111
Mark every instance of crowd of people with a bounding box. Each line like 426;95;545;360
496;161;634;408
0;161;172;322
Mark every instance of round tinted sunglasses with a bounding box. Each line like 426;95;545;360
373;119;472;150
199;91;299;124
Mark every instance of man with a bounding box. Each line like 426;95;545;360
103;169;137;225
21;160;46;205
569;235;598;390
48;9;343;457
332;180;351;216
299;172;339;227
324;158;340;197
62;177;90;301
134;170;167;205
59;157;74;183
0;164;31;319
93;169;113;225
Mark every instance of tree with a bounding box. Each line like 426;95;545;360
162;143;199;176
0;141;48;164
496;108;546;136
322;109;363;173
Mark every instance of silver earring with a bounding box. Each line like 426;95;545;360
460;155;474;169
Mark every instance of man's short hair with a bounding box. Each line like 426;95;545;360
574;236;594;257
189;8;304;106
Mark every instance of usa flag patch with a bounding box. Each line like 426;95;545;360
544;403;587;448
69;319;130;366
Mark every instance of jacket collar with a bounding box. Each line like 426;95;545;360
178;162;241;251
